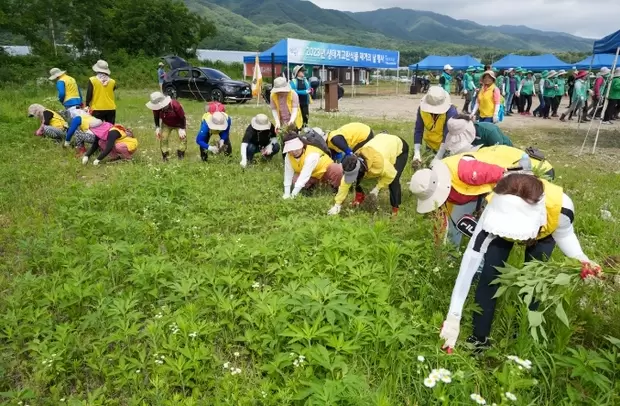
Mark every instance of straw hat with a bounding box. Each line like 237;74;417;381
482;70;496;80
251;114;271;131
409;161;452;214
292;65;305;77
271;77;291;93
145;91;172;110
92;60;111;75
48;68;66;80
445;118;478;154
420;86;452;115
283;137;304;153
207;112;229;131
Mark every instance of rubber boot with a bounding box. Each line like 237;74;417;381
351;192;366;207
162;151;169;162
200;148;208;162
177;150;185;160
559;114;566;122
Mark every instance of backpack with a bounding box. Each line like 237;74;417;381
302;129;330;155
207;102;225;114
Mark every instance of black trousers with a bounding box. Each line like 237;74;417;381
552;96;563;116
588;96;602;118
514;94;523;113
603;99;620;121
200;139;232;161
522;94;533;112
300;104;309;127
389;140;409;208
463;93;472;113
92;110;116;124
472;235;556;340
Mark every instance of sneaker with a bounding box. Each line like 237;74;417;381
602;121;612;125
466;335;492;353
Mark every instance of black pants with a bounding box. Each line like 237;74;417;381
300;104;309;127
514;94;523;113
552;96;562;116
200;139;232;161
522;94;533;112
472;235;556;340
588;96;602;118
603;99;620;122
92;110;116;124
463;93;472;113
389;140;409;208
542;97;553;118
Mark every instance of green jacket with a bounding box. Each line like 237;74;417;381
556;78;566;96
543;78;556;97
496;75;505;91
520;78;535;95
473;73;482;87
440;71;453;93
464;73;476;91
609;77;620;100
473;122;513;147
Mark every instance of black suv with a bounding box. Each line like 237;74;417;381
161;56;252;104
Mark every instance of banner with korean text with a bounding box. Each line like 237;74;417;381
286;38;399;69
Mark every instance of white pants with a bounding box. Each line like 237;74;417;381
66;106;85;118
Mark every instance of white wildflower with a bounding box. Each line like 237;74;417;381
470;393;486;405
135;369;141;373
252;281;261;289
233;352;240;358
155;312;163;319
417;355;425;362
290;353;296;357
189;331;197;339
60;399;66;402
429;369;441;381
223;362;230;369
505;392;517;402
424;377;437;388
440;375;452;384
261;391;267;398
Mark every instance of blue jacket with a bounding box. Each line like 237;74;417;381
196;116;232;149
56;81;83;109
66;116;83;142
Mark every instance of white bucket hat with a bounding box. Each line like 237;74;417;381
48;68;66;80
557;69;567;76
92;60;111;75
409;161;452;214
251;114;271;131
614;68;620;77
547;70;558;78
420;86;452;115
145;91;172;110
478;190;547;241
271;77;291;93
293;65;306;77
445;118;478;154
444;64;453;71
283;137;304;153
600;67;611;75
207;112;229;131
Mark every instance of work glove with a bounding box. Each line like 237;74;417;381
282;193;292;200
369;187;379;197
493;115;499;123
93;159;100;166
413;150;421;162
502;90;506;97
208;145;219;154
290;187;302;198
240;159;248;168
463;89;468;95
178;129;186;140
64;141;71;148
263;144;273;156
580;261;603;281
155;127;161;140
81;156;89;165
327;204;341;215
439;314;461;352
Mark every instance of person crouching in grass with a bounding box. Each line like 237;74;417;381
240;114;279;168
196;111;232;162
282;133;343;199
28;104;68;140
81;123;138;165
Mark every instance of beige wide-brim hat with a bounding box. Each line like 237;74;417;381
478;191;547;241
207;112;229;131
271;77;291;93
293;65;305;77
251;114;271;131
420;86;452;115
547;70;558;78
482;70;496;80
409;161;452;214
557;69;567;76
445;118;478;154
48;68;66;80
92;59;111;75
146;91;172;110
614;68;620;77
283;137;304;153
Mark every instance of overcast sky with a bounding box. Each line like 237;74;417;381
308;0;616;39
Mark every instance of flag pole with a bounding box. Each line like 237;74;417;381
256;52;260;106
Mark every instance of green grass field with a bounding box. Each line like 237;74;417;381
1;87;620;405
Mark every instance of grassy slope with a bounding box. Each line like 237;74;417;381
0;87;619;404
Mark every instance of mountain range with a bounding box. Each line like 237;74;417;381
186;0;593;61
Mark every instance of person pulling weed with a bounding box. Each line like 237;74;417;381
81;122;138;165
146;91;187;162
328;133;409;216
409;145;554;247
240;114;279;168
48;67;83;119
28;104;68;140
282;133;343;199
326;122;374;161
439;115;512;158
196;111;232;162
65;112;104;156
439;173;602;353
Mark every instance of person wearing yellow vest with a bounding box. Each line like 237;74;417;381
81;122;138;165
282;133;343;199
413;86;458;165
64;113;104;155
409;145;554;246
196;110;232;162
470;70;501;123
326;122;374;159
48;68;83;119
328;133;409;216
28;104;68;140
86;60;117;124
270;77;302;133
438;173;602;352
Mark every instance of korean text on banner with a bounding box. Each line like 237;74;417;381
251;54;262;97
286;38;399;69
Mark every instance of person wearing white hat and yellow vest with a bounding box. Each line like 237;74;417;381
86;60;117;124
64;113;104;155
437;115;512;159
270;77;302;133
470;70;501;123
328;133;409;215
409;145;554;246
438;173;602;352
413;86;458;166
27;104;68;140
326;122;374;160
48;68;83;119
282;133;343;199
196;110;232;162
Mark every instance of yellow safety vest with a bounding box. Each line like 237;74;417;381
79;114;99;132
288;145;333;179
113;126;138;152
486;179;563;240
327;122;372;152
45;109;67;129
89;76;116;110
478;84;497;118
273;91;303;129
420;111;448;151
201;112;229;135
442;145;553;196
58;74;80;102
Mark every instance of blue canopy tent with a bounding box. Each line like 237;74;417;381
243;39;288;64
493;54;571;71
574;54;618;69
408;55;480;71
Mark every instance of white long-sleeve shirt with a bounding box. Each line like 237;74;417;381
283;152;321;196
446;193;588;319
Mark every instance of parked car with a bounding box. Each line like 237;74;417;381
161;56;252;104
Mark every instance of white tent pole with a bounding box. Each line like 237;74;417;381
579;53;597;154
351;66;354;98
592;47;620;154
376;70;379;96
320;64;324;110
